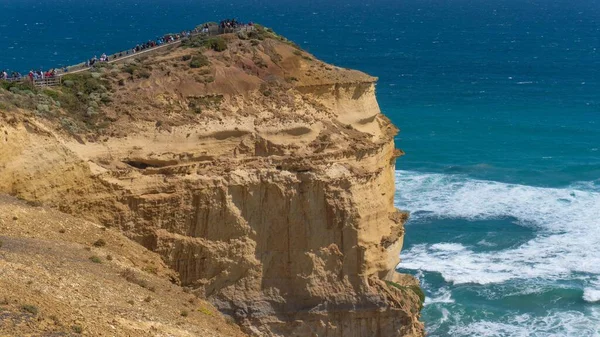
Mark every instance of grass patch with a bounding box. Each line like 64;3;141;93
58;72;111;116
1;80;36;93
89;256;102;263
122;64;152;79
72;325;83;334
21;304;38;315
49;315;61;326
120;268;154;291
93;239;106;247
187;94;223;114
190;54;210;68
385;281;425;308
182;36;227;52
142;265;158;275
198;306;213;316
204;37;227;52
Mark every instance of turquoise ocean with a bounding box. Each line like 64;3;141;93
2;0;600;335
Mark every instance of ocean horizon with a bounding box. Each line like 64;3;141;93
3;0;600;335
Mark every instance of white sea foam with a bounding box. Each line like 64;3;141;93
583;288;600;303
445;309;600;337
583;280;600;303
394;170;600;291
424;287;454;305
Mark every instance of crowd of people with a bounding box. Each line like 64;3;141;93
83;29;198;69
0;70;22;81
219;19;254;32
1;20;254;83
1;68;63;81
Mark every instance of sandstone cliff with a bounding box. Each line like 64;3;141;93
0;27;424;336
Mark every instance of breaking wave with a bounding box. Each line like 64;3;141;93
394;170;600;288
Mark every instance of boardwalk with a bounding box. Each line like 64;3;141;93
1;23;253;87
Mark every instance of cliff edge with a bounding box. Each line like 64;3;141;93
0;26;424;336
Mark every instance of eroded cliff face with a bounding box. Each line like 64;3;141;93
0;29;424;336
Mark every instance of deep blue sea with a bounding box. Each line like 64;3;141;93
3;0;600;335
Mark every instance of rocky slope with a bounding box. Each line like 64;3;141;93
0;195;244;336
0;26;424;336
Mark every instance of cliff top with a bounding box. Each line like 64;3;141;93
1;24;395;176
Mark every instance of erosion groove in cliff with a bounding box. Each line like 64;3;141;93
0;26;424;336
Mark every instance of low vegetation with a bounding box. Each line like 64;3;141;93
204;37;228;52
385;280;425;309
187;94;223;114
21;304;39;315
120;268;154;291
72;325;83;334
190;54;210;68
93;238;106;247
182;35;228;52
122;63;152;79
89;255;102;263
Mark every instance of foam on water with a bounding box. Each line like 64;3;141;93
584;279;600;303
395;170;600;289
424;287;454;305
445;310;600;337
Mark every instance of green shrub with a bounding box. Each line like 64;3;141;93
409;285;426;306
89;256;102;263
198;306;213;316
49;315;60;325
72;325;83;334
180;310;189;317
123;64;137;75
190;54;210;68
181;35;207;48
1;80;36;93
93;239;106;247
137;69;151;78
21;304;38;315
204;37;227;52
58;72;112;116
385;281;425;308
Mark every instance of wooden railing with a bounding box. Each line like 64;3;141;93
34;77;61;87
1;76;61;87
